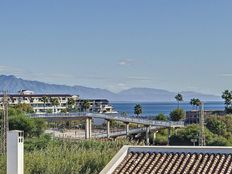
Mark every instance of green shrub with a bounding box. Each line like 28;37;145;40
0;139;137;174
170;108;185;121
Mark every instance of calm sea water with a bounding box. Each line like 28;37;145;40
111;102;225;116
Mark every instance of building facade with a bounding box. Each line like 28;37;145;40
0;91;79;114
0;90;117;114
76;99;117;114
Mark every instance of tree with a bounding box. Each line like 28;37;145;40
170;108;185;121
222;90;232;113
134;104;142;117
190;98;201;110
13;103;34;113
206;117;226;136
175;93;183;108
68;98;76;111
190;98;195;109
155;113;168;121
46;109;53;114
9;115;35;137
41;96;48;112
50;97;60;113
32;118;47;137
61;108;68;113
82;100;90;112
170;124;200;146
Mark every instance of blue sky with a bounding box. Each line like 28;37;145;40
0;1;232;95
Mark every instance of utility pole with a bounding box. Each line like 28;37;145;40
1;91;9;154
199;102;206;146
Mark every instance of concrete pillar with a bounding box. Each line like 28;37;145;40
125;123;130;136
89;118;92;139
153;131;158;145
168;128;171;146
107;120;110;138
7;130;24;174
85;118;90;139
145;126;150;145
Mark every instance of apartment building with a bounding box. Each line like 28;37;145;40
0;90;117;114
0;90;79;114
76;99;118;114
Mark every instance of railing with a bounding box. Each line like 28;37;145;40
29;112;185;127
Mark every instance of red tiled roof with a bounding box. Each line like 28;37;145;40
113;151;232;174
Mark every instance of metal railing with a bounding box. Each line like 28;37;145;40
29;112;185;128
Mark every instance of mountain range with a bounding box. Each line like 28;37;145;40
0;75;222;102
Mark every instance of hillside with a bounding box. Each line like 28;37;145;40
0;75;221;102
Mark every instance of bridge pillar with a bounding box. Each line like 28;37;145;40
89;118;92;139
85;118;90;139
125;123;130;136
107;120;110;138
168;128;171;146
145;126;150;145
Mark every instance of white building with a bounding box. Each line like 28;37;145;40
76;99;118;114
0;92;79;114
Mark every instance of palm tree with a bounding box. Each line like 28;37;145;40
82;100;90;112
190;98;201;110
190;98;196;110
50;97;59;113
68;98;76;111
222;90;232;113
195;98;201;109
175;93;183;108
134;104;142;117
41;96;48;113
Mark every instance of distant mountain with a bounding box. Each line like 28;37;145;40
0;75;222;102
118;88;175;101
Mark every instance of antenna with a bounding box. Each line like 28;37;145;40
199;102;206;146
1;91;9;154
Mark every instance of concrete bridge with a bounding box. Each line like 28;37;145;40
29;112;185;144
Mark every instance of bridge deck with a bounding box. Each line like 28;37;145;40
30;112;185;128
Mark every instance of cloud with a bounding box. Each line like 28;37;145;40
118;58;134;66
220;73;232;77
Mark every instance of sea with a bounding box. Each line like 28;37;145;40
111;102;225;116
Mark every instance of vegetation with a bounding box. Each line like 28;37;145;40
6;105;47;138
0;139;141;174
134;104;142;117
41;96;49;111
13;103;34;113
82;100;91;112
50;97;60;113
155;113;168;121
190;98;201;110
67;98;76;111
222;90;232;113
175;93;183;108
170;108;185;121
4;101;232;173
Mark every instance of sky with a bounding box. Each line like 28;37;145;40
0;1;232;95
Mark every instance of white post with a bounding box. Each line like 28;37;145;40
89;118;92;139
7;130;24;174
125;123;129;136
85;118;90;139
107;120;110;138
145;126;150;145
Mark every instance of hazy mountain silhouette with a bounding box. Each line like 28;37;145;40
0;75;221;102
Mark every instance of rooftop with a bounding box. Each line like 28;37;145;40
0;94;74;97
101;146;232;174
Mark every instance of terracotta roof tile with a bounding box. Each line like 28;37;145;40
113;152;232;174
